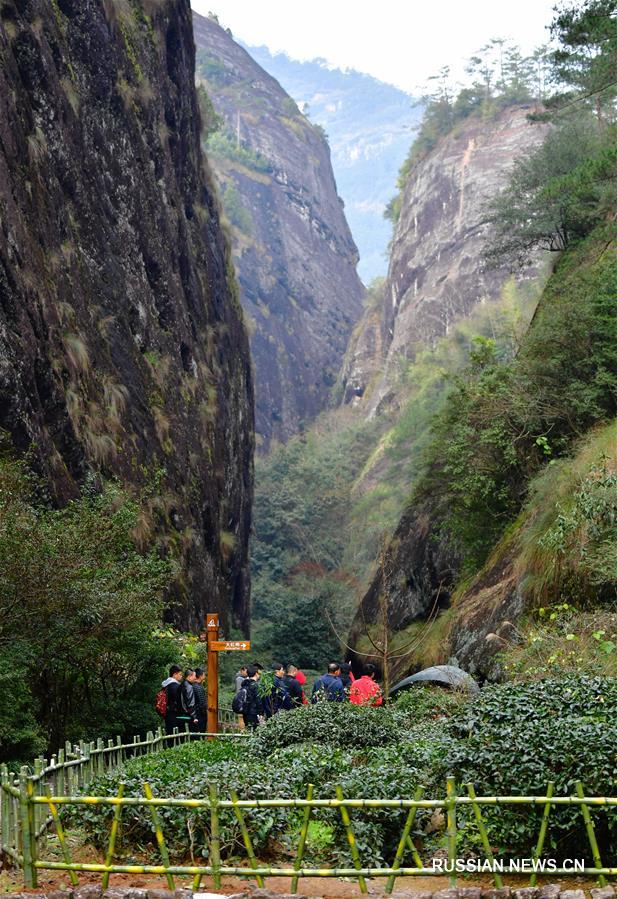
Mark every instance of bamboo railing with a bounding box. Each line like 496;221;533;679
2;767;615;893
0;720;247;880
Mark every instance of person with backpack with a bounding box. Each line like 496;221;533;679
311;663;346;703
193;668;206;734
157;664;183;735
232;664;262;730
234;665;248;695
284;664;304;707
349;663;383;706
262;663;292;717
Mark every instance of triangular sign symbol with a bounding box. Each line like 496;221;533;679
208;618;216;627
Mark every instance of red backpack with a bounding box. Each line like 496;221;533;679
155;687;167;717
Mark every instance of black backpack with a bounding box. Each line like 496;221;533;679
272;681;292;712
232;685;248;714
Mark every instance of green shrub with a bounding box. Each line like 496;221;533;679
393;686;470;721
252;703;403;757
0;454;175;759
71;723;459;867
447;675;617;857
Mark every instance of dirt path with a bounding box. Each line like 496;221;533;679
1;867;601;899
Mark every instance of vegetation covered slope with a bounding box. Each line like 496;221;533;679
351;0;617;678
0;0;253;633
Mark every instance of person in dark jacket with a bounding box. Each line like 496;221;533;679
161;665;183;735
262;663;293;717
339;662;356;691
241;665;263;730
284;665;304;707
193;668;207;733
179;669;199;732
311;663;346;703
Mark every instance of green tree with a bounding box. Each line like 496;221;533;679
0;455;176;760
549;0;617;123
484;116;617;266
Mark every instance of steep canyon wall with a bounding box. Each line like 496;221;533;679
0;0;253;633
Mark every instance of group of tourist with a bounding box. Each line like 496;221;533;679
234;661;383;730
159;665;207;735
158;659;383;735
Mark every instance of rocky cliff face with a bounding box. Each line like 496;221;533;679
342;107;548;411
192;14;365;448
0;0;253;633
347;107;550;670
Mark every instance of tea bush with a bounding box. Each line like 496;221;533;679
252;702;405;757
70;675;617;866
447;675;617;857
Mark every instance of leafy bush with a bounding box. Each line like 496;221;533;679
0;453;175;760
252;703;403;757
393;686;470;721
447;675;617;857
70;676;617;866
71;721;458;867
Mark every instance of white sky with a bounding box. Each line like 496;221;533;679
190;0;559;94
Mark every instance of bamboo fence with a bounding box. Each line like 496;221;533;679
2;759;616;894
0;720;247;883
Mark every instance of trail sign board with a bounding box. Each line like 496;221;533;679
210;640;251;652
205;612;253;735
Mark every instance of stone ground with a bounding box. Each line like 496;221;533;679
1;877;614;899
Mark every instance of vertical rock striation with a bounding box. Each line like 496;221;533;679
342;106;549;412
0;0;253;633
192;13;365;448
347;107;550;668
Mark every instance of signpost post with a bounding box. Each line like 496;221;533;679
204;613;251;735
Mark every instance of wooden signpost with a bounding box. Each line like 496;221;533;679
205;613;251;734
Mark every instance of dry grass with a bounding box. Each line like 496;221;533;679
63;332;90;374
516;419;617;605
502;607;617;679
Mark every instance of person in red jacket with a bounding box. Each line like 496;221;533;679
349;663;383;706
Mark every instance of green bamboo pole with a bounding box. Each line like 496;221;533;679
228;787;265;888
385;785;424;894
466;783;503;888
209;782;222;890
335;784;367;894
19;769;37;888
446;776;457;887
44;788;78;886
529;780;554;887
57;749;65;797
33;759;44;841
1;764;9;856
102;783;125;890
29;859;617;878
143;782;175;889
291;783;314;894
576;781;606;886
405;834;424;868
11;772;19;858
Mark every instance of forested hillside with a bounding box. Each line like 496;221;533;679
253;5;617;681
351;1;617;680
